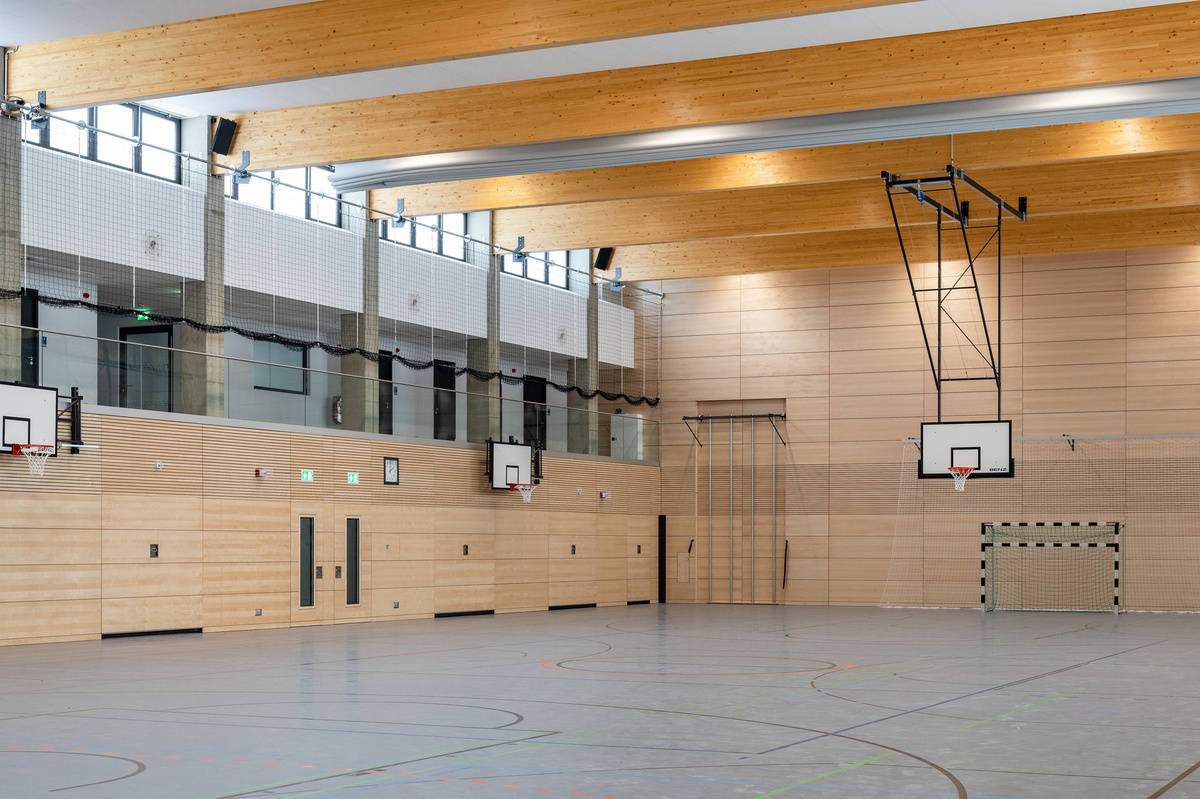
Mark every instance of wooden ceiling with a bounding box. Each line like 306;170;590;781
212;2;1200;170
11;1;1200;282
7;0;913;109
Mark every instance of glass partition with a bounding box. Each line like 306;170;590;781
26;324;659;464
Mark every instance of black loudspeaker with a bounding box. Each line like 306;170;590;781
210;117;237;156
593;247;615;272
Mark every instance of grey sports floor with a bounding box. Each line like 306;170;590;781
2;604;1198;798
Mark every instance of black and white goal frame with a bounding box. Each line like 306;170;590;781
980;522;1121;615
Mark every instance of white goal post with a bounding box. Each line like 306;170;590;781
981;522;1120;615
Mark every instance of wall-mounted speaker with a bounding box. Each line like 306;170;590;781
210;117;238;156
593;246;615;272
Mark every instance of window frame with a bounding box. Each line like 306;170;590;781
226;166;343;227
23;103;182;184
137;106;182;183
503;250;571;290
252;340;310;396
378;212;468;262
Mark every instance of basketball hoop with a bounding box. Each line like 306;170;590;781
12;444;54;476
508;483;537;503
948;465;974;491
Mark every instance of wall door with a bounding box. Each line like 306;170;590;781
344;518;360;607
523;375;547;448
433;359;456;440
119;325;172;412
378;351;393;436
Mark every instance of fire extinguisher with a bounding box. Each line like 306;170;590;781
332;395;342;425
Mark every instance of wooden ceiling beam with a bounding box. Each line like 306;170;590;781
218;2;1200;170
491;150;1200;250
8;0;915;110
619;205;1200;281
370;114;1200;216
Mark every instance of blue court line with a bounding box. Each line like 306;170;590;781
758;639;1165;755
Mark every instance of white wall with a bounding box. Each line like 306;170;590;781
22;146;204;282
21;145;638;372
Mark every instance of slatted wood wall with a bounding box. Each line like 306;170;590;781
656;244;1200;610
0;415;659;645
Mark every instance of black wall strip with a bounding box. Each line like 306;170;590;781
549;603;597;611
102;628;202;639
658;514;666;604
434;609;495;618
627;599;651;605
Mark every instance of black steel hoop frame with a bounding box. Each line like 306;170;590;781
882;166;1026;422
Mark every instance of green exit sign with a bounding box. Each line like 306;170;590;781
299;469;314;482
347;472;359;484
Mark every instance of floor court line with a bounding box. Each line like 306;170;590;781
757;639;1166;755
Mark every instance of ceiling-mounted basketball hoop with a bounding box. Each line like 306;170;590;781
881;166;1026;424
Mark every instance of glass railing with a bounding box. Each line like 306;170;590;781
5;324;658;463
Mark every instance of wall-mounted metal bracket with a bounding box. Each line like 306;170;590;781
27;90;49;131
766;415;788;447
392;197;406;224
611;266;625;292
1061;433;1076;452
232;150;252;185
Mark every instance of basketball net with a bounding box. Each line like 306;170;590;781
948;465;974;491
509;483;537;503
13;444;53;476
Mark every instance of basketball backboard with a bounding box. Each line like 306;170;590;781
0;383;58;457
486;439;538;489
919;420;1012;478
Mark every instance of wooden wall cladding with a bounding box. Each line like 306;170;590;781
0;419;660;645
658;244;1200;611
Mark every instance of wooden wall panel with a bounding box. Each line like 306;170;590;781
658;244;1200;610
0;413;660;645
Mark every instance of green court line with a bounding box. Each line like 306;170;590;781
752;753;891;798
958;691;1075;729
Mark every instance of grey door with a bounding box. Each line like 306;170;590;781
119;326;172;412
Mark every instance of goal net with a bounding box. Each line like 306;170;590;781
982;522;1120;613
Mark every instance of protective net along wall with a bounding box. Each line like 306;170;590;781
5;110;662;453
983;523;1119;612
882;434;1200;612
